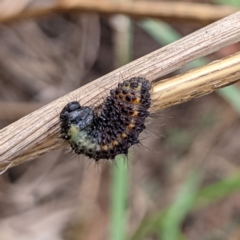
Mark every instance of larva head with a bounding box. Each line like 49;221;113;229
60;101;94;140
68;107;94;130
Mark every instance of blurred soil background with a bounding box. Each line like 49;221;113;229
1;0;240;240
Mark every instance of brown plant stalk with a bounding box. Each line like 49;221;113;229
1;11;240;170
0;0;237;25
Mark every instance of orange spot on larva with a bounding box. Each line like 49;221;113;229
102;145;108;151
133;97;141;104
121;133;127;138
132;111;139;116
128;124;135;129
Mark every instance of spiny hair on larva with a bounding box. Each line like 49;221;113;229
60;77;151;161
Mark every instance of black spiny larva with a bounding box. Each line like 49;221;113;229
60;77;151;161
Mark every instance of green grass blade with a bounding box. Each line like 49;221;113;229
161;171;202;240
218;86;240;114
110;155;129;240
213;0;240;8
140;19;181;45
139;19;209;69
195;171;240;210
130;210;166;240
131;171;202;240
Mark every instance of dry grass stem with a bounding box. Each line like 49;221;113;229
0;0;237;25
151;51;240;112
60;0;237;25
1;11;240;169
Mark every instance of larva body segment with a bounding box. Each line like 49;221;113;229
60;77;151;161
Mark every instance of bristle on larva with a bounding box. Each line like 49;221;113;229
60;77;151;161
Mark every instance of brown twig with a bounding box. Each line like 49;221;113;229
0;0;237;25
1;11;240;170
